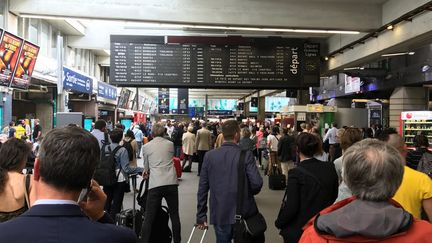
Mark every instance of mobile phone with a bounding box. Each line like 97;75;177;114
78;182;91;203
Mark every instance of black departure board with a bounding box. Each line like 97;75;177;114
110;36;320;88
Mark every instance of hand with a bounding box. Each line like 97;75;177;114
197;222;208;230
142;171;149;180
79;180;107;221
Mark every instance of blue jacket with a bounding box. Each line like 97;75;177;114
197;142;263;225
0;204;137;243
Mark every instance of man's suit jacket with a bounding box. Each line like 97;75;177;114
0;204;137;243
197;142;263;225
195;128;212;151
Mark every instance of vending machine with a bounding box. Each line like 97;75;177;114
400;111;432;148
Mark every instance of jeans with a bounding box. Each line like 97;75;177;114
141;185;181;243
174;145;182;158
214;224;234;243
103;181;127;219
197;150;208;176
136;141;143;158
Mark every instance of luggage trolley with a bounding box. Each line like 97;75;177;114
187;225;208;243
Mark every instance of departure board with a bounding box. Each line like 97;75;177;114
110;36;320;88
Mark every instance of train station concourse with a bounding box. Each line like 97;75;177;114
1;0;432;243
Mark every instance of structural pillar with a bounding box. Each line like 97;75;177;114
389;87;428;129
257;96;266;123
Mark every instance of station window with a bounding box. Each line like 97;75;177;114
51;27;58;58
28;19;38;44
40;21;49;56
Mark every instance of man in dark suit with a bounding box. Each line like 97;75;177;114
196;120;263;243
0;126;137;243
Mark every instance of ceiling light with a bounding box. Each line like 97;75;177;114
343;67;364;71
381;52;415;57
324;56;329;61
386;25;394;30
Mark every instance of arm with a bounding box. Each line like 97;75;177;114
196;153;210;224
118;148;143;174
323;130;330;142
275;169;300;229
245;151;263;195
195;132;200;151
422;198;432;223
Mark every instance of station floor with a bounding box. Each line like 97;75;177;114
122;160;285;242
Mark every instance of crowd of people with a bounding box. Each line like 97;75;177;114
0;117;432;243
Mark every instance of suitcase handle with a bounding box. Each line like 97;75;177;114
187;225;208;243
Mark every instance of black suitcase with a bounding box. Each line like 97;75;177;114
268;166;286;190
115;174;142;236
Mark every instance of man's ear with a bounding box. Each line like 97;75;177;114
33;158;40;181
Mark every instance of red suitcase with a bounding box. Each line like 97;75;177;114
173;157;182;178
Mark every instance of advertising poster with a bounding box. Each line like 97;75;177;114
344;75;361;94
170;97;178;114
117;88;132;109
178;88;189;115
0;32;24;87
11;41;39;90
158;88;169;114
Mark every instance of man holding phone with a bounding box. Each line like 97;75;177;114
0;126;137;243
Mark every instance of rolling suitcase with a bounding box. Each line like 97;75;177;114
173;157;182;178
268;166;286;190
187;225;208;243
115;174;143;236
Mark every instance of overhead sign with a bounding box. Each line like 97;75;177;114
344;75;361;94
63;66;93;94
306;104;324;113
178;88;189;115
11;41;39;90
401;111;432;121
98;81;117;100
110;35;320;88
158;88;169;114
0;31;24;88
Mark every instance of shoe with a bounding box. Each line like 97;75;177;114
137;157;142;159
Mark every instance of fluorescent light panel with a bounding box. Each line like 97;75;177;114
381;52;415;57
20;14;360;35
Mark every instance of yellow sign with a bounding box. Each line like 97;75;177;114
306;104;324;113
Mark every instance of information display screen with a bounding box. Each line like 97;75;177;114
110;36;320;88
265;97;289;112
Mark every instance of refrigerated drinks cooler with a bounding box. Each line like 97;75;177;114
400;111;432;148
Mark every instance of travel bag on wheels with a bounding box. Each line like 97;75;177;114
268;165;286;190
115;174;143;236
173;157;182;178
187;225;208;243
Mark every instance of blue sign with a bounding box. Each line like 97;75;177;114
63;66;93;94
98;81;117;100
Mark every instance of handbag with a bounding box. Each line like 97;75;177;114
235;151;267;242
136;178;149;209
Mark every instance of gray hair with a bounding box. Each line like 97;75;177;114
151;123;165;137
343;139;404;201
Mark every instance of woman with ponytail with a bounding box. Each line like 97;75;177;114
0;138;32;222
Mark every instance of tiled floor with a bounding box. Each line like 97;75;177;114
123;160;285;243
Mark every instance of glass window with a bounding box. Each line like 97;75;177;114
51;27;57;58
28;19;38;44
40;21;49;56
0;0;5;28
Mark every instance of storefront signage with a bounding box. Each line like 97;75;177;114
11;41;39;90
306;104;324;113
97;81;117;100
63;66;93;94
158;88;169;114
178;88;189;115
0;31;24;88
401;111;432;120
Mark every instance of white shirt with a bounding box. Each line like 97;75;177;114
33;199;78;206
323;127;338;144
267;134;281;152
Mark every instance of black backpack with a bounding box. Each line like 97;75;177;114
93;132;122;186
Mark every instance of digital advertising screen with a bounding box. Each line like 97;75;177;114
265;97;289;112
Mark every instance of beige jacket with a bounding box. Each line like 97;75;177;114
182;131;196;155
195;128;212;151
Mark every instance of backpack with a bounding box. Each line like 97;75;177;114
123;140;134;161
259;137;267;149
93;132;123;186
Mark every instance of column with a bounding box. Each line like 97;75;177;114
389;87;428;129
257;96;266;122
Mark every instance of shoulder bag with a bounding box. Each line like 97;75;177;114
235;151;267;243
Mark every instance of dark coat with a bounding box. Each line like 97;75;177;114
275;158;339;243
0;204;137;243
